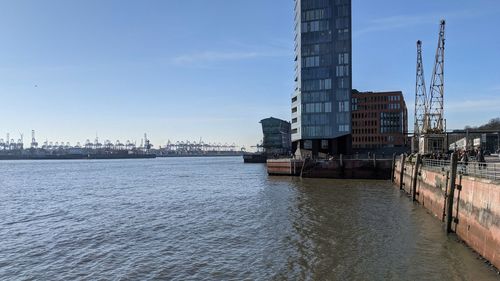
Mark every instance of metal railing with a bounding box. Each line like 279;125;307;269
421;158;500;181
457;162;500;181
421;159;451;171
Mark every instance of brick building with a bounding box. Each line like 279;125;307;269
351;90;408;149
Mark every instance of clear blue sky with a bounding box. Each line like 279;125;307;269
1;0;499;148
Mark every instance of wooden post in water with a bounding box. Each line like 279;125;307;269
391;153;397;183
300;158;305;178
446;153;459;233
399;154;406;190
412;154;421;201
442;170;450;222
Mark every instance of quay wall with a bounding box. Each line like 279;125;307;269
304;159;392;179
267;158;392;179
394;158;500;269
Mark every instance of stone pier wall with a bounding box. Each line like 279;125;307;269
394;158;500;269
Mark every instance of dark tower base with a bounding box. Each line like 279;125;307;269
293;135;352;158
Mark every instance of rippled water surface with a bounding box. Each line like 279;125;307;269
0;157;498;280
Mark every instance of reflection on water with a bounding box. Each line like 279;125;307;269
0;157;497;280
269;177;498;280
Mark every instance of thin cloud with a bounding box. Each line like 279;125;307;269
404;95;500;120
172;51;261;64
160;116;247;123
446;97;500;113
172;47;291;66
488;85;500;92
354;8;497;37
355;14;435;36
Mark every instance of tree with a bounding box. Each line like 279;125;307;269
465;118;500;130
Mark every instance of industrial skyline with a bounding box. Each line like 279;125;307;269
0;0;499;148
0;130;243;152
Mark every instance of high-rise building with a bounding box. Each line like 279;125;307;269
291;0;352;157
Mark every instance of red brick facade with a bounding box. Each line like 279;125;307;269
352;91;408;149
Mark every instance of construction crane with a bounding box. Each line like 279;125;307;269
425;19;446;133
414;40;427;138
414;20;447;154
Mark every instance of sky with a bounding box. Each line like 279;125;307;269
0;0;499;149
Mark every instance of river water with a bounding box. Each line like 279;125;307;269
0;157;498;280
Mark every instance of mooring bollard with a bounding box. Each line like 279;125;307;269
412;154;421;201
399;154;406;190
446;153;458;233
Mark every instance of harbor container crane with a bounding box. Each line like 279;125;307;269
31;130;38;149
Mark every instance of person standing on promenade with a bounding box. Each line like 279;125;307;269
461;150;469;174
478;147;486;169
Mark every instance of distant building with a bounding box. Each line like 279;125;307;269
260;117;292;155
291;0;353;156
449;137;467;151
483;134;500;153
449;133;500;153
351;90;408;150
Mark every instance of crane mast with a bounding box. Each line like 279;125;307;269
31;130;38;149
426;19;446;133
414;40;427;137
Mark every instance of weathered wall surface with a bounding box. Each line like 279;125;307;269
309;159;392;179
454;175;500;269
394;159;500;269
267;159;303;176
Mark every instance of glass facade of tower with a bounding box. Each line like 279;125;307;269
291;0;352;153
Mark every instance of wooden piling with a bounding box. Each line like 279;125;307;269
399;154;406;190
442;170;450;222
391;153;396;182
446;153;458;233
300;158;307;178
412;154;421;201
